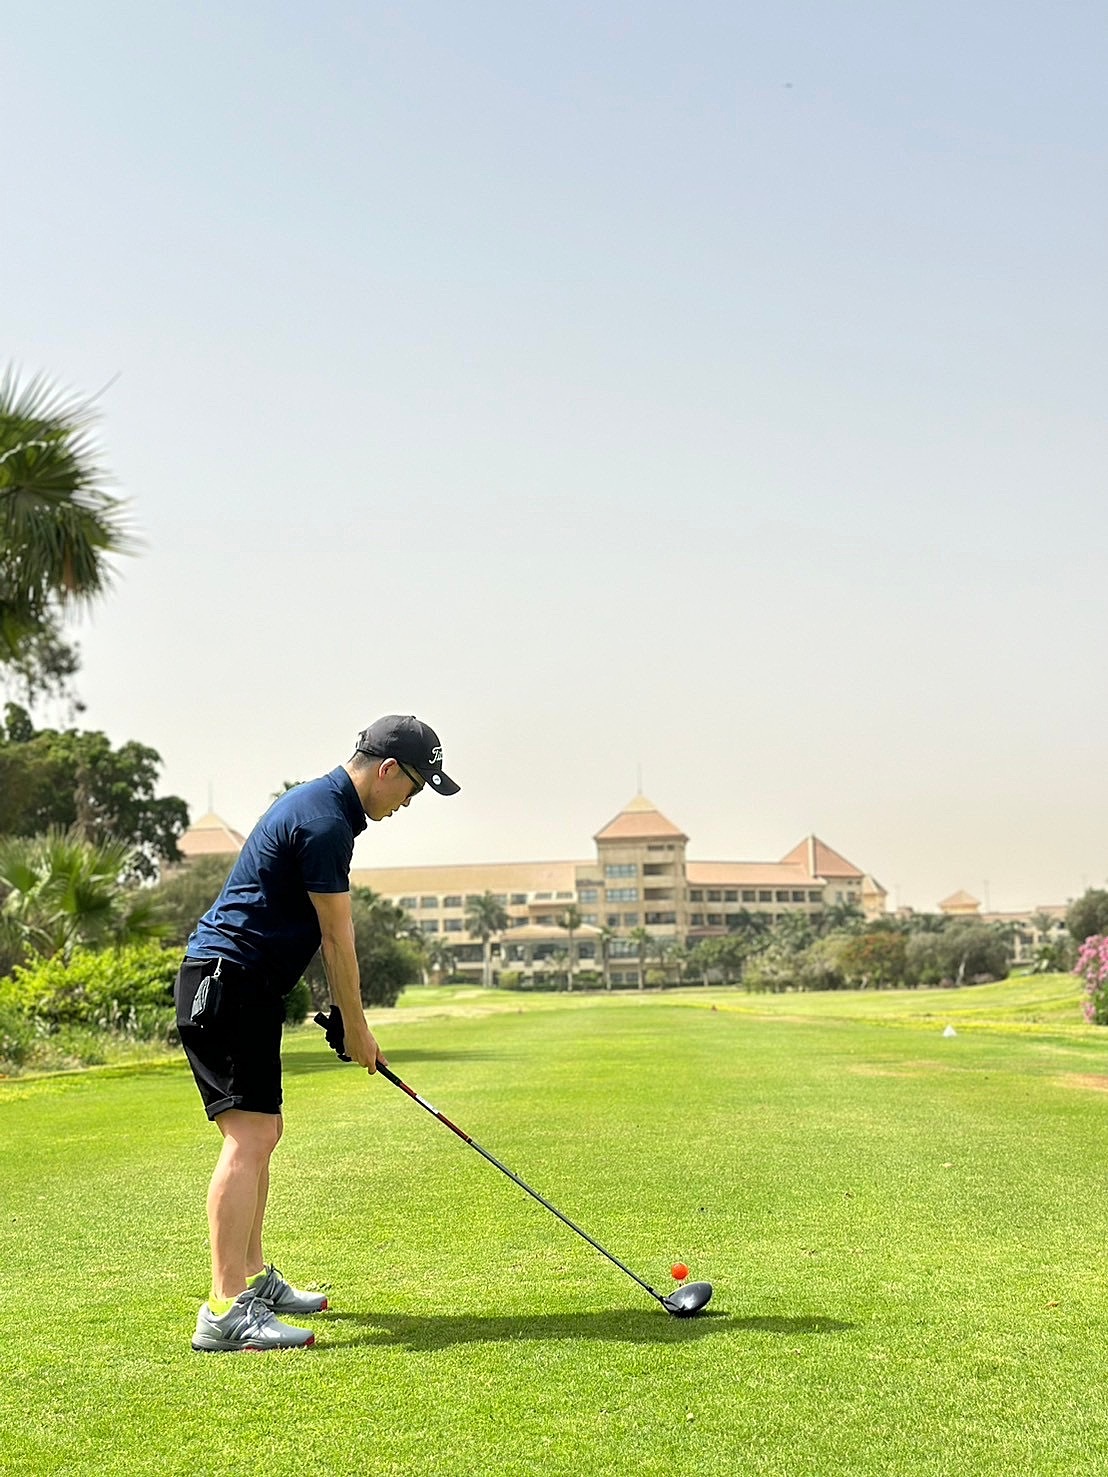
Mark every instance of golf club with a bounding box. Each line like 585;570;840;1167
315;1006;712;1318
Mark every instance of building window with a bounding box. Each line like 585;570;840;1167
775;891;790;903
690;913;704;926
605;864;637;878
724;890;737;902
689;889;703;902
607;914;620;928
707;890;722;902
808;891;822;903
608;888;639;902
444;919;464;932
511;893;527;905
577;943;596;959
707;913;723;926
400;896;418;909
443;894;462;908
623;913;639;926
610;939;636;957
493;894;508;905
759;891;772;902
791;891;806;903
742;890;756;902
578;888;599;903
420;920;440;933
421;896;438;909
646;912;676;925
582;913;598;926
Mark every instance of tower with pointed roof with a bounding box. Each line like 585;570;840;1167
587;795;691;941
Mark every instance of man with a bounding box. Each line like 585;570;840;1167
174;715;460;1353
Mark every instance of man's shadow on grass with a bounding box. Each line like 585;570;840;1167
313;1308;852;1352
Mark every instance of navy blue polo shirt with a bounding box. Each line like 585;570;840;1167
187;766;367;994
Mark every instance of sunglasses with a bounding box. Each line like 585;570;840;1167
396;760;425;796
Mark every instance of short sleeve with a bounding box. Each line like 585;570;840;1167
295;815;353;894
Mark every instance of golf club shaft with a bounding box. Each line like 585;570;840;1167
375;1061;662;1301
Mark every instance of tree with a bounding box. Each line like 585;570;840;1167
629;926;655;990
0;369;132;696
1067;890;1108;946
422;936;455;985
837;930;908;989
691;935;750;986
597;925;614;991
0;703;188;879
772;911;815;954
559;904;583;992
0;828;165;967
146;855;233;948
465;892;509;988
301;887;420;1008
905;921;1010;986
818;900;866;936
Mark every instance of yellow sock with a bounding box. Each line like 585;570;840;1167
208;1295;236;1316
246;1268;266;1287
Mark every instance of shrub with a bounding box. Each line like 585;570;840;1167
0;942;179;1038
0;1001;36;1071
283;978;311;1025
1074;935;1108;1024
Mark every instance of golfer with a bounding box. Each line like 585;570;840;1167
174;715;460;1352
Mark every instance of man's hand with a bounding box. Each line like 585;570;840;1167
315;1003;389;1074
347;1019;387;1073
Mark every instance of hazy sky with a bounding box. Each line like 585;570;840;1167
5;2;1107;912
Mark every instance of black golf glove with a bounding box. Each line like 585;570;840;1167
314;1004;351;1062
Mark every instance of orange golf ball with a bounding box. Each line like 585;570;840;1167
671;1263;689;1281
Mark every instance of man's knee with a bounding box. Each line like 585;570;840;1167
218;1109;283;1159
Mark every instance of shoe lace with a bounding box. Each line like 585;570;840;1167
243;1292;282;1336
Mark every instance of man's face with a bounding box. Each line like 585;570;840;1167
366;757;423;822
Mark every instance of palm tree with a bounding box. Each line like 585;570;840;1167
0;370;132;677
465;892;509;988
598;925;614;991
0;828;164;964
629;925;654;990
559;904;582;992
423;936;455;986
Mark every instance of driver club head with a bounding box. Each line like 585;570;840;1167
660;1280;713;1317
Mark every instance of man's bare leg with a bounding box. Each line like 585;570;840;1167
207;1109;283;1301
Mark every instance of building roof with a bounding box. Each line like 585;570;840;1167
939;890;981;911
594;795;689;844
178;811;246;859
506;922;603;941
779;835;864;880
350;859;584;897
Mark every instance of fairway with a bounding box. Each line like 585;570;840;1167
2;982;1108;1475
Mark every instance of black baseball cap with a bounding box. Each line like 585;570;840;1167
354;715;460;796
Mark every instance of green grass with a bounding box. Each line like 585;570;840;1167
2;975;1107;1475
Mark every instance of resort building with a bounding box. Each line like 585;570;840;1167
345;794;888;987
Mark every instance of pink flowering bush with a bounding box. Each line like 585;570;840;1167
1074;935;1108;1024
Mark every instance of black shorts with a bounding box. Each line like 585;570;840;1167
174;957;286;1119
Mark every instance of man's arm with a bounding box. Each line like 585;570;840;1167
308;890;387;1073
